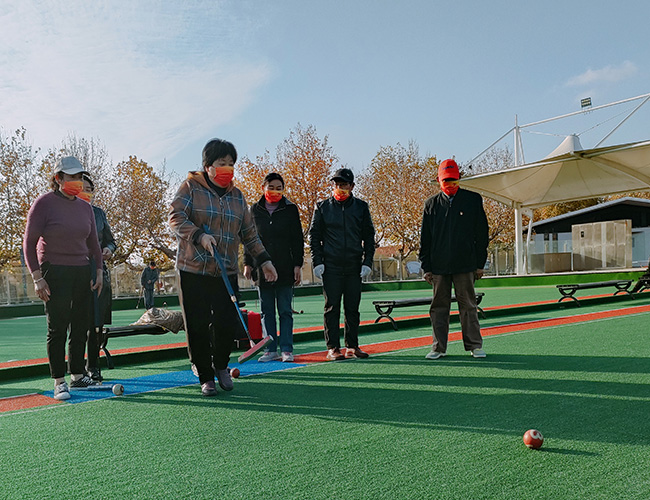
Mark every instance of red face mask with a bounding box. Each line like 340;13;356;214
440;180;459;197
62;180;83;197
77;191;93;203
212;166;234;188
264;190;283;203
333;187;351;202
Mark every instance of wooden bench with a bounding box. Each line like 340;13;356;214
556;280;632;305
632;275;650;293
99;306;261;368
100;325;170;369
373;293;485;331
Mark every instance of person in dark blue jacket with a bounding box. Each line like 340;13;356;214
309;168;375;361
140;262;159;309
419;159;489;360
244;172;304;363
80;174;117;381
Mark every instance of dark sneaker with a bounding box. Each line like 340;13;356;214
87;367;103;382
345;347;369;359
471;348;487;358
216;369;233;391
54;382;70;400
425;350;447;360
70;375;100;388
326;348;345;361
201;381;217;397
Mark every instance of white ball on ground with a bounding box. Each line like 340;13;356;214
112;384;124;396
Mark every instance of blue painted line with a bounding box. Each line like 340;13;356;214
42;361;305;403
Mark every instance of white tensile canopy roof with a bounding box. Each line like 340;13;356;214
460;138;650;210
458;93;650;274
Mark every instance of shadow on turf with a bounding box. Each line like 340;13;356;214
536;447;596;456
118;357;649;447
371;352;650;375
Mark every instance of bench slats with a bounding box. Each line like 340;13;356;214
556;280;632;305
373;293;485;330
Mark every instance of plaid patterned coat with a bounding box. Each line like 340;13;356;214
169;172;270;277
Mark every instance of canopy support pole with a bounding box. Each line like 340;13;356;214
515;207;524;274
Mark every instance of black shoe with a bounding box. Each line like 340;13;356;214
70;375;100;388
87;367;103;382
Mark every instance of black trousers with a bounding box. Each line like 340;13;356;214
86;266;112;371
144;287;155;309
322;271;362;350
179;271;239;384
42;263;93;379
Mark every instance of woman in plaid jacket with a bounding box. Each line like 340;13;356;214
169;138;277;397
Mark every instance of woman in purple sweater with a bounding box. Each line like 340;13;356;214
23;156;104;400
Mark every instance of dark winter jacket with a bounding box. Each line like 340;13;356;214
141;267;159;290
419;188;489;275
309;195;375;274
92;205;116;258
244;196;304;288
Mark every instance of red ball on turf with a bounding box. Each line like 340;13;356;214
231;367;240;378
523;429;544;449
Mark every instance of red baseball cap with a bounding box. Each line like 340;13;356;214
438;159;459;182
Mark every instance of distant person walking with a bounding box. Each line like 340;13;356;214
243;172;304;363
79;173;116;382
169;138;277;397
419;159;489;360
140;261;159;310
23;156;103;400
309;168;375;361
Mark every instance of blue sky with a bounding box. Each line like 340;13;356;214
1;0;649;178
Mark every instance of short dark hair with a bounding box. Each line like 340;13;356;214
202;139;237;168
149;261;156;267
263;172;284;188
82;173;95;191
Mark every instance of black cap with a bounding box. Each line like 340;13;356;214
331;168;354;183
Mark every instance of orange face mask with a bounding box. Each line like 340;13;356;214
77;191;93;203
333;187;350;202
62;180;83;197
440;180;459;197
212;166;234;188
264;190;283;203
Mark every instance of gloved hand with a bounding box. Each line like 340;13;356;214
360;265;372;278
313;264;325;279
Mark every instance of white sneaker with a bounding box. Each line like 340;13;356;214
54;382;70;400
471;348;487;358
258;351;281;362
425;350;447;360
281;352;294;362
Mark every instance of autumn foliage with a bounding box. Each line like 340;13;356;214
237;124;337;239
356;141;438;263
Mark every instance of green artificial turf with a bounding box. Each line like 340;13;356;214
1;311;649;499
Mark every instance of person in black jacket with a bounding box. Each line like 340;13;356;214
309;168;375;361
80;174;117;381
244;173;304;363
419;159;489;360
141;261;159;309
